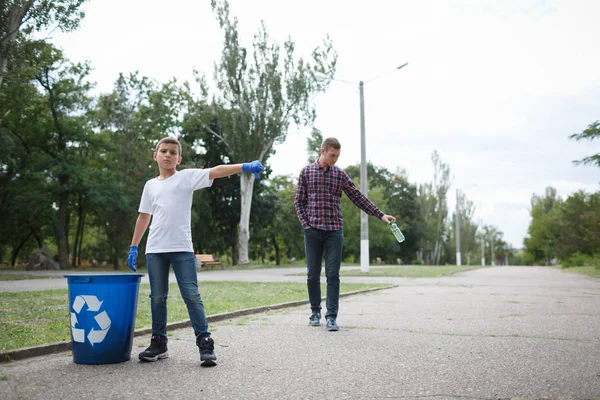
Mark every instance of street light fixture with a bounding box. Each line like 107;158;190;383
314;63;408;273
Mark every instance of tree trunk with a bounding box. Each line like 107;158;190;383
77;215;85;267
72;198;85;267
57;188;70;269
272;235;280;266
11;232;33;266
0;1;33;88
229;221;238;265
112;250;119;270
238;173;255;264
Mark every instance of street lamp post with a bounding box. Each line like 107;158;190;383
481;234;486;266
455;188;461;267
359;81;369;272
358;63;408;273
314;63;408;273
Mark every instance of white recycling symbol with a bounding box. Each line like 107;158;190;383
70;295;111;346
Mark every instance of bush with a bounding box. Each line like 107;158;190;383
560;252;600;268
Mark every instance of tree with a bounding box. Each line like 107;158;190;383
0;0;87;87
524;187;561;265
305;127;323;164
554;190;600;260
271;175;305;262
94;73;186;269
345;163;422;263
570;121;600;167
205;0;337;264
180;98;242;263
448;191;479;265
418;151;451;265
35;55;95;269
0;38;51;264
341;183;387;263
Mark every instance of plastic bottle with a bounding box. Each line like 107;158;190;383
389;221;405;243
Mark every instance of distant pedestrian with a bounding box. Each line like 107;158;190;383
127;137;264;366
294;137;396;331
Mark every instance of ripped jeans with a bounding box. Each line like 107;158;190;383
146;252;210;341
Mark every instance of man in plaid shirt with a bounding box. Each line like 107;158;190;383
294;137;397;331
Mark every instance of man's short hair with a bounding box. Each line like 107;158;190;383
156;137;182;156
321;137;341;151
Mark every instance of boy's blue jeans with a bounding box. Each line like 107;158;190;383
146;252;210;341
304;228;344;320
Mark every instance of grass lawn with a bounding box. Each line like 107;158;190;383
557;265;600;278
0;274;56;281
313;265;482;278
0;281;387;352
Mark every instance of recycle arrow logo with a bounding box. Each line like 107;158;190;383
70;295;111;346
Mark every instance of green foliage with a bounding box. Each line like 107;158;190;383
0;1;88;35
554;190;600;260
254;174;304;264
341;183;387;262
93;73;188;268
560;252;600;268
207;0;337;163
417;151;451;265
525;187;600;265
524;187;561;264
199;0;339;263
306;127;323;164
447;191;480;265
569;120;600;167
342;163;421;264
0;1;88;89
180;98;241;261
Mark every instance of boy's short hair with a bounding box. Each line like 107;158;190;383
322;137;341;151
156;137;182;156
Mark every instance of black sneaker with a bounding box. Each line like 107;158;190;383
326;318;339;331
309;312;321;326
198;337;217;367
139;334;168;362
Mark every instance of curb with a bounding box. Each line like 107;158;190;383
0;285;396;363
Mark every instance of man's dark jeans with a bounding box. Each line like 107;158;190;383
304;228;343;320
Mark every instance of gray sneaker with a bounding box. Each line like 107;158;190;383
326;318;339;331
308;312;321;326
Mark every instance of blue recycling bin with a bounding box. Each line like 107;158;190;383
64;273;144;364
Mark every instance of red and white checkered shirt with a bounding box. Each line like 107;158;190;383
294;162;384;231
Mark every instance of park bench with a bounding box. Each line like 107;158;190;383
195;254;223;270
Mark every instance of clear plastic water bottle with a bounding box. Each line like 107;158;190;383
389;221;405;243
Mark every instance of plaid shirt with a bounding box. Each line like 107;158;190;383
294;161;384;231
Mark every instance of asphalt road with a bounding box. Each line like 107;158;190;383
1;266;599;399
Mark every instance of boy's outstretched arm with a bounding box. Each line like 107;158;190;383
209;160;264;180
128;213;151;272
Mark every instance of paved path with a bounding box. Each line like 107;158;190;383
1;266;599;399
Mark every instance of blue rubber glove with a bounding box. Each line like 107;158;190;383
242;160;264;180
127;245;138;272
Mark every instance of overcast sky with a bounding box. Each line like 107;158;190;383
50;0;600;248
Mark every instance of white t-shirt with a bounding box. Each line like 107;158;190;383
139;169;213;253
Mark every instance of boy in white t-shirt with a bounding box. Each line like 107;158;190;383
127;137;264;367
